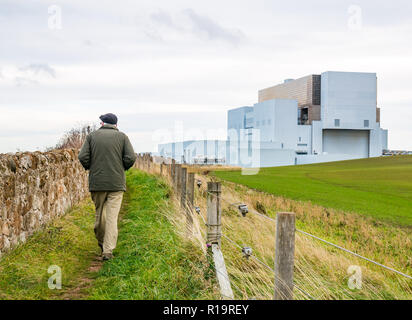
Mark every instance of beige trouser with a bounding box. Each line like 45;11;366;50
91;191;124;255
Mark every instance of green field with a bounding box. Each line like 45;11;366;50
214;156;412;226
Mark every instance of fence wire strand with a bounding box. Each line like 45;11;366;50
165;169;411;301
221;233;315;300
218;195;412;281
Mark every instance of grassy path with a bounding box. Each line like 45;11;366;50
0;169;216;300
0;199;98;299
87;170;215;299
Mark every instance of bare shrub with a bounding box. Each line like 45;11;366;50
50;123;97;151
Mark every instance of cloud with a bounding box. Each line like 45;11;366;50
19;64;56;78
0;0;411;152
182;8;245;44
150;10;176;29
147;8;246;45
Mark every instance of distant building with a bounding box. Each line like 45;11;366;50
159;71;388;168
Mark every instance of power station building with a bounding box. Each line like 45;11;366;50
158;71;388;168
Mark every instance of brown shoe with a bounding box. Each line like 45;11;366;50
102;253;114;261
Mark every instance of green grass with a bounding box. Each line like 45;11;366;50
0;199;98;299
0;169;216;300
214;156;412;226
87;169;216;299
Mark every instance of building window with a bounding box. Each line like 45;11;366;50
334;119;340;127
364;120;369;128
299;137;301;142
268;119;271;125
262;120;266;126
256;121;260;126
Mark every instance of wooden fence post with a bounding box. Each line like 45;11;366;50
187;174;194;205
171;160;176;184
175;164;182;194
206;182;222;246
207;181;233;299
146;154;149;172
186;172;194;233
181;167;187;208
274;212;296;300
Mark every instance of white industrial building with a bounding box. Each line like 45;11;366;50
158;71;388;168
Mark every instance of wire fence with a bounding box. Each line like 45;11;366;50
219;196;412;281
135;155;412;300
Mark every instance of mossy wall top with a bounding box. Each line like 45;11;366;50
0;149;88;256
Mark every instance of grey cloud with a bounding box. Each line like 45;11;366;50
150;10;176;29
182;9;245;44
19;64;56;78
148;8;246;45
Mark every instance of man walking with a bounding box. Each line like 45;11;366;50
78;113;136;261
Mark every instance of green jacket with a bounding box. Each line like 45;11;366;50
78;124;137;192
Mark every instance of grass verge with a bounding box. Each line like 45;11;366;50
0;199;98;300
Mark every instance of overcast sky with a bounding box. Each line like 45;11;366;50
1;0;411;153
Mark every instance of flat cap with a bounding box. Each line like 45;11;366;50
99;113;118;125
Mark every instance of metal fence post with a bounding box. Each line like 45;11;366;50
274;212;296;300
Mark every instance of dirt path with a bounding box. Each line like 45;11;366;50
60;203;129;300
61;255;103;300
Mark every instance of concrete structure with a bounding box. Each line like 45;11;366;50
158;71;388;168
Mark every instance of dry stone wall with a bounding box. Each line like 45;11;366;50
0;149;89;257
